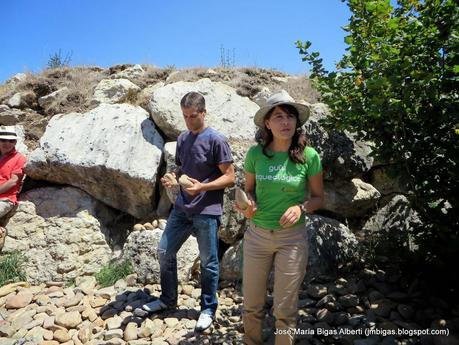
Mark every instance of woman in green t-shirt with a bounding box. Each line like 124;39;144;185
236;92;324;345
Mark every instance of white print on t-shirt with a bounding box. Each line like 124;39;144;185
256;164;301;183
268;164;284;173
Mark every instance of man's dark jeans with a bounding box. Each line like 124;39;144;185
157;208;219;315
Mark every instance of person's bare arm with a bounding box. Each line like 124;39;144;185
301;172;324;213
234;172;257;219
0;174;19;194
185;162;235;196
279;172;324;228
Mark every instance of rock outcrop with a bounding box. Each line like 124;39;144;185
149;78;259;140
25;103;164;218
4;187;115;283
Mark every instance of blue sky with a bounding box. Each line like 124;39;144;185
1;0;351;82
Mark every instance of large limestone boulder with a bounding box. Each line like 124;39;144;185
93;78;141;104
3;187;116;283
220;215;358;282
25;103;164;218
122;228;199;284
323;178;381;218
304;103;374;180
149;78;259;140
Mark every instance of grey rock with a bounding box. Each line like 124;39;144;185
112;64;145;80
6;92;31;109
149;78;259;140
3;187;114;284
338;294;359;308
305;215;358;282
303;103;373;180
220;240;242;281
323;178;380;217
38;87;69;109
363;195;421;253
122;228;199;284
25;103;164;218
93;78;140;104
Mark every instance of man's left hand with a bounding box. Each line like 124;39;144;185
184;177;204;196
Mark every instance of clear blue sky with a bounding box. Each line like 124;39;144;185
1;0;351;82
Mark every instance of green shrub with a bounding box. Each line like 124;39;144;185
0;251;28;287
95;260;133;288
297;0;458;289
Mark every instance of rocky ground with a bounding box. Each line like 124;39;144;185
0;266;457;345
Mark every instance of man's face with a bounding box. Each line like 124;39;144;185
0;139;16;155
182;106;206;133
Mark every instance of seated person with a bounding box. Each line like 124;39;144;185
0;126;27;247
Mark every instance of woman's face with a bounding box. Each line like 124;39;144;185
264;106;297;140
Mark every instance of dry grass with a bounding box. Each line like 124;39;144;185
40;66;107;115
0;84;14;104
0;65;320;148
283;76;321;103
118;88;140;105
1;67;107;115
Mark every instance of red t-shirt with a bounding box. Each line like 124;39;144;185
0;150;27;203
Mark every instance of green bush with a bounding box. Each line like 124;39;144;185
0;251;28;287
95;260;133;288
297;0;458;286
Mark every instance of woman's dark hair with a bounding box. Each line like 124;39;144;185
255;104;308;164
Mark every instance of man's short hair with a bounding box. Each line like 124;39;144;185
180;92;206;112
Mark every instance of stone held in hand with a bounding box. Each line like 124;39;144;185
163;172;178;186
235;188;250;210
179;174;194;188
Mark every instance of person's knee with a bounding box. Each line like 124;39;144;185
243;306;265;319
200;249;218;266
273;306;297;324
157;246;176;267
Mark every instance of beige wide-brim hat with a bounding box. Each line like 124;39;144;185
254;91;310;128
0;126;17;140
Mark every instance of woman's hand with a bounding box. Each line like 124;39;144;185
234;199;257;219
279;205;302;228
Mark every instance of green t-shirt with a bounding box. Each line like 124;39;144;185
244;145;322;230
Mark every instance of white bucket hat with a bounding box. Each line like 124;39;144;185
0;126;18;140
254;91;310;128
